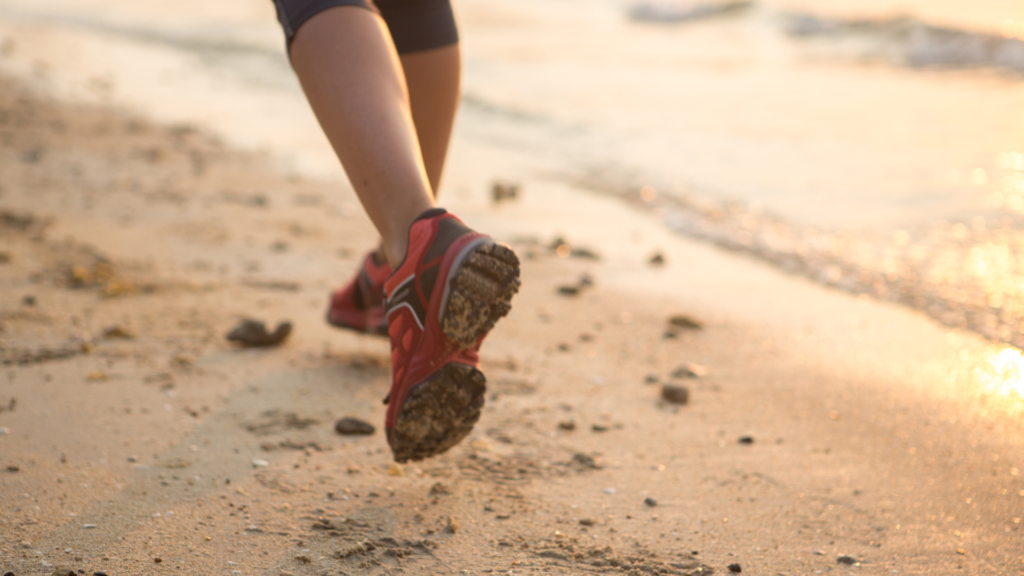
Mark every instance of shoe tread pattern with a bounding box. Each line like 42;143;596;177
441;243;521;349
391;363;486;462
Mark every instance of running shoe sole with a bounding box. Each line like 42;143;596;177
389;240;520;463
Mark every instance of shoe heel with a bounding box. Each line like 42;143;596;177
441;242;521;349
390;363;487;463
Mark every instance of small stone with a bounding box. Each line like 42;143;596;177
813;550;825;555
251;459;269;468
51;570;74;576
591;424;609;432
603;488;616;495
225;319;292;347
94;572;109;576
127;455;137;462
579;518;596;526
429;482;450;496
572;452;600;469
0;427;8;435
21;295;35;306
644;497;657;507
5;465;19;472
738;436;754;445
837;555;857;565
558;420;576;431
727;563;742;573
671;363;707;378
649;252;665;266
661;384;689;404
446;515;459;533
83;524;97;529
644;374;659;384
294;555;312;564
334;417;374;435
102;325;134;339
491;181;520;203
388;462;405;477
668;315;703;330
153;558;162;564
557;285;580;296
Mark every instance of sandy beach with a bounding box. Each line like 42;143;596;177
1;1;1024;575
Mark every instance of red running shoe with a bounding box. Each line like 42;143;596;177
325;250;392;336
383;208;520;462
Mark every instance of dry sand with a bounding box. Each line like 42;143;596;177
0;73;1022;576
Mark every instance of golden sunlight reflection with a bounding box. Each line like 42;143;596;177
976;348;1024;401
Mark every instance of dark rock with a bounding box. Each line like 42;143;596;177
557;285;580;296
661;384;689;405
591;424;609;432
644;497;657;507
558;420;576;431
491;181;520;203
578;273;594;286
94;572;109;576
667;315;703;330
649;252;665;266
21;295;35;306
225;319;292;347
738;436;754;444
572;248;600;260
334;417;375;436
837;555;858;565
572;452;601;469
429;482;450;496
671;363;707;378
102;325;134;340
579;518;596;526
728;563;742;573
6;465;19;472
153;558;162;564
644;374;659;384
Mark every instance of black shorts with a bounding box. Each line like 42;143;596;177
272;0;458;54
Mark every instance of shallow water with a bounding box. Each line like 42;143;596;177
2;0;1024;350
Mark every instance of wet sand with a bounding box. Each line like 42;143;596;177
1;72;1022;576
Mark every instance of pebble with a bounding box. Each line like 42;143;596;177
0;427;8;435
6;465;20;473
661;384;690;405
334;417;375;436
94;572;109;576
738;436;754;445
572;453;600;469
83;524;97;529
127;455;137;462
603;488;616;495
429;482;450;496
644;374;659;384
446;515;459;533
728;563;742;573
558;420;576;431
644;497;657;507
153;558;162;564
102;325;134;339
491;181;520;203
671;363;707;378
591;424;609;432
225;319;292;347
251;459;269;468
837;555;857;565
22;295;36;306
668;315;703;330
649;252;665;266
579;518;596;526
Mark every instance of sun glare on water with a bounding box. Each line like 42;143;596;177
976;348;1024;401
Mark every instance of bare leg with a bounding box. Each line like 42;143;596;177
289;6;434;267
401;44;461;196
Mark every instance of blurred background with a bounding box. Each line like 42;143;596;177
2;0;1024;349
